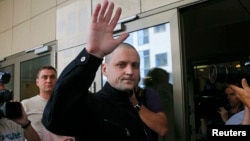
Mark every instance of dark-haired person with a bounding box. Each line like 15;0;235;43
218;86;244;124
0;83;40;141
21;66;74;141
143;67;174;141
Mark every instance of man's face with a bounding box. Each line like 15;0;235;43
36;69;57;94
225;87;241;107
102;47;140;91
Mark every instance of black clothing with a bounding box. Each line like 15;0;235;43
42;48;147;141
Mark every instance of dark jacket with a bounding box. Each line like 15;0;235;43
42;48;147;141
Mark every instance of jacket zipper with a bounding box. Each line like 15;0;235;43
104;118;131;136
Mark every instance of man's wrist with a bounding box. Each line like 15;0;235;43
21;120;31;129
134;102;142;111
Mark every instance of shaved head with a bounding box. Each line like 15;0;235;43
105;43;138;64
102;43;140;91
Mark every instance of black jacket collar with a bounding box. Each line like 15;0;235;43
100;82;131;105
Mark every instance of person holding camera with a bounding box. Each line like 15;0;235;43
0;79;40;141
229;78;250;109
197;81;244;140
21;66;74;141
229;78;250;124
218;86;244;124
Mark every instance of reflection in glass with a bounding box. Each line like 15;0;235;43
20;55;51;100
154;24;166;33
138;29;149;45
0;65;14;93
124;23;172;86
155;53;168;66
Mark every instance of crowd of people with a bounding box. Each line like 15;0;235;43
1;0;250;141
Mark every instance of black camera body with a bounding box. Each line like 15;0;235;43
209;61;250;84
195;92;228;119
0;101;22;119
0;71;22;119
0;71;11;84
195;81;228;120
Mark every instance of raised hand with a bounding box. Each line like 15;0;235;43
86;0;129;58
217;107;228;122
229;78;250;109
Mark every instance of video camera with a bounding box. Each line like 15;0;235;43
0;71;22;119
0;71;11;84
209;60;250;84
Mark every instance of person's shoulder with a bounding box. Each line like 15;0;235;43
225;110;244;125
144;87;157;95
21;95;40;103
0;118;21;128
144;87;162;99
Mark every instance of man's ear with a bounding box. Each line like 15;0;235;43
35;78;39;86
101;64;107;76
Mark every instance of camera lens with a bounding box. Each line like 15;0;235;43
209;65;229;83
0;102;22;119
209;65;250;84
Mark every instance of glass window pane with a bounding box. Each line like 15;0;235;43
124;32;134;45
138;29;149;45
154;24;166;33
129;23;174;141
155;53;168;66
128;23;172;85
20;55;51;100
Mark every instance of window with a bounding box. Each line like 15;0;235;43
0;41;56;101
154;24;166;33
155;53;168;66
138;50;150;86
124;33;134;45
137;29;149;45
